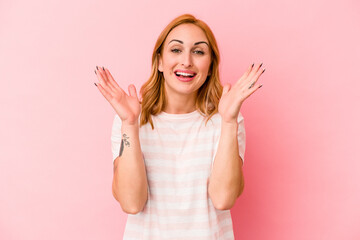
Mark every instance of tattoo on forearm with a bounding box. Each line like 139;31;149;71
119;133;130;157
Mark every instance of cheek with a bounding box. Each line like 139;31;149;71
163;55;176;67
197;58;211;72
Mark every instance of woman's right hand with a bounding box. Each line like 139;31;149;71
94;66;141;126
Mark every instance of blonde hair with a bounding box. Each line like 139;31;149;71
139;14;223;129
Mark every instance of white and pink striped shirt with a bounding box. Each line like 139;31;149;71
111;110;245;240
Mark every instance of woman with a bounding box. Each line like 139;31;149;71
94;14;264;240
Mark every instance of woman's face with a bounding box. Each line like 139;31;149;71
158;23;212;100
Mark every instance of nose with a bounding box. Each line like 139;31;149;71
181;52;193;67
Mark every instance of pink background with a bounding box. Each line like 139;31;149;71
1;0;359;239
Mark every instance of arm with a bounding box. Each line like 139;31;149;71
210;62;265;210
208;120;244;210
112;122;148;214
93;66;148;214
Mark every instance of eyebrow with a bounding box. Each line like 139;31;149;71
168;39;209;46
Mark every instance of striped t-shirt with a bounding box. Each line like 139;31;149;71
111;110;246;240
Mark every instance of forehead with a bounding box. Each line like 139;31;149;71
165;23;208;44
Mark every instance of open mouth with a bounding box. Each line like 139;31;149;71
174;71;196;78
174;70;197;82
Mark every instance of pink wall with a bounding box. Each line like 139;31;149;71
1;0;359;239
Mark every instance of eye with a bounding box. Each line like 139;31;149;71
194;50;204;55
171;49;181;53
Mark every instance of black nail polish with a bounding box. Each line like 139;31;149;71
251;63;254;68
262;68;266;73
94;70;97;75
102;66;105;71
260;63;263;68
259;84;263;88
96;66;99;70
94;83;97;87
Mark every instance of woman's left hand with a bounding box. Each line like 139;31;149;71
218;63;265;123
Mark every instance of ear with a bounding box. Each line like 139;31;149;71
157;53;163;72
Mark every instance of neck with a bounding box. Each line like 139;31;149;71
163;91;197;114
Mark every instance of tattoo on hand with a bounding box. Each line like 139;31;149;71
119;133;130;157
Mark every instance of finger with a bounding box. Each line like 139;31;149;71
95;67;117;96
128;84;139;101
95;82;113;102
248;81;256;89
103;67;122;91
249;67;266;86
243;63;254;79
95;67;112;91
246;84;263;99
235;63;253;86
245;64;265;89
96;66;110;83
222;83;231;95
246;63;263;82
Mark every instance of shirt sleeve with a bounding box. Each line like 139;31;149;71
237;112;246;165
211;112;246;170
111;114;122;163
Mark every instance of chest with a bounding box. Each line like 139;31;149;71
139;122;220;185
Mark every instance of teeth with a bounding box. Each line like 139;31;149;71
176;72;195;77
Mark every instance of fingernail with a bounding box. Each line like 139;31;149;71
96;66;99;70
102;66;105;71
259;84;263;88
262;68;266;73
260;63;263;68
94;70;97;75
94;83;97;87
251;63;254;68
